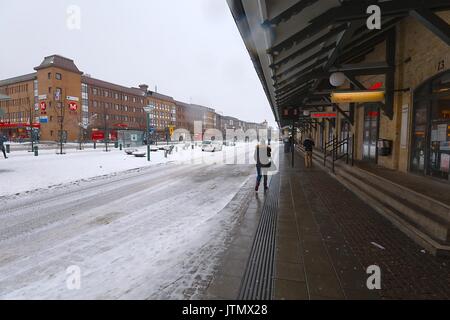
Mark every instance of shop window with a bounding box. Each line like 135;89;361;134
411;71;450;180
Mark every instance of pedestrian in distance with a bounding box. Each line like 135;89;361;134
254;139;271;192
303;135;315;168
0;134;8;159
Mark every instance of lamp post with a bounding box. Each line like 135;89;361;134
29;103;38;153
143;104;155;161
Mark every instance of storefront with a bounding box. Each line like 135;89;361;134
0;122;40;141
411;71;450;181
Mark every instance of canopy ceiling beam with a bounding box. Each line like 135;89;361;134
269;24;347;70
410;7;450;46
267;0;450;55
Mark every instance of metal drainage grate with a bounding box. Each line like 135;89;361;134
238;173;280;300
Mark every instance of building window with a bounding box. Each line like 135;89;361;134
56;73;62;80
48;73;51;79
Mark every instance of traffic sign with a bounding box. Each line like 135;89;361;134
91;131;105;141
40;101;47;111
69;102;78;111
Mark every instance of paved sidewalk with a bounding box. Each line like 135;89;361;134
204;149;450;300
274;149;450;299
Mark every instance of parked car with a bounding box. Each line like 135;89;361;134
132;150;146;157
124;148;139;155
202;140;223;152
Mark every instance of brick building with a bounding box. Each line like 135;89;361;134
0;54;267;144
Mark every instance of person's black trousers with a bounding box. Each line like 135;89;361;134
1;147;7;159
256;165;268;188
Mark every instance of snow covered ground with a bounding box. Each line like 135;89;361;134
0;143;279;299
0;142;263;198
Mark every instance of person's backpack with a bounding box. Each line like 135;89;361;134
257;146;271;168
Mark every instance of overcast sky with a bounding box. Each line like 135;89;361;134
0;0;275;127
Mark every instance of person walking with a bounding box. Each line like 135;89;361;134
0;134;8;159
254;139;271;192
303;135;315;168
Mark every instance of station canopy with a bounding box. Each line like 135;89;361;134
227;0;450;127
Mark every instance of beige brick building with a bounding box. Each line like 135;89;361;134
307;12;450;183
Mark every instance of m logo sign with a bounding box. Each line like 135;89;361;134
366;5;381;30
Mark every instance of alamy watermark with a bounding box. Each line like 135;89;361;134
366;265;381;290
366;5;381;30
66;5;81;30
66;265;81;290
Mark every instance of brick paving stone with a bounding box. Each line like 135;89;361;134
288;150;450;299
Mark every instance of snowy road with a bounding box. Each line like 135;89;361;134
0;144;277;299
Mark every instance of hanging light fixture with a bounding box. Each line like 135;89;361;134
331;90;385;103
329;72;346;87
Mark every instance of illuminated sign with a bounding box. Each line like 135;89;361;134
69;102;78;111
369;82;383;90
331;90;385;103
310;112;337;118
40;101;47;111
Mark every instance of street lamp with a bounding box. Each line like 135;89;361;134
143;104;155;161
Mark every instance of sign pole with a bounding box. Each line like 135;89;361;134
147;113;150;162
292;119;295;168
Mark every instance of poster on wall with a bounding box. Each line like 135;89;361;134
400;105;409;149
437;124;447;142
431;129;438;142
441;153;450;173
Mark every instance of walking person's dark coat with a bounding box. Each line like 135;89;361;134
0;134;8;159
254;141;271;192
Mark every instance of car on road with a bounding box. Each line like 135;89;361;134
201;140;222;152
124;148;139;155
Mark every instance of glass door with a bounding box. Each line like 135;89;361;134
410;99;429;174
428;93;450;180
340;119;350;154
362;104;379;162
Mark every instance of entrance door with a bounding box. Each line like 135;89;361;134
428;92;450;180
319;121;324;150
362;104;379;162
411;71;450;180
410;99;428;174
340;119;350;154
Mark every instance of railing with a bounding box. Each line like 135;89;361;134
324;134;355;173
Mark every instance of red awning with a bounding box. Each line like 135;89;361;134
0;122;41;128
